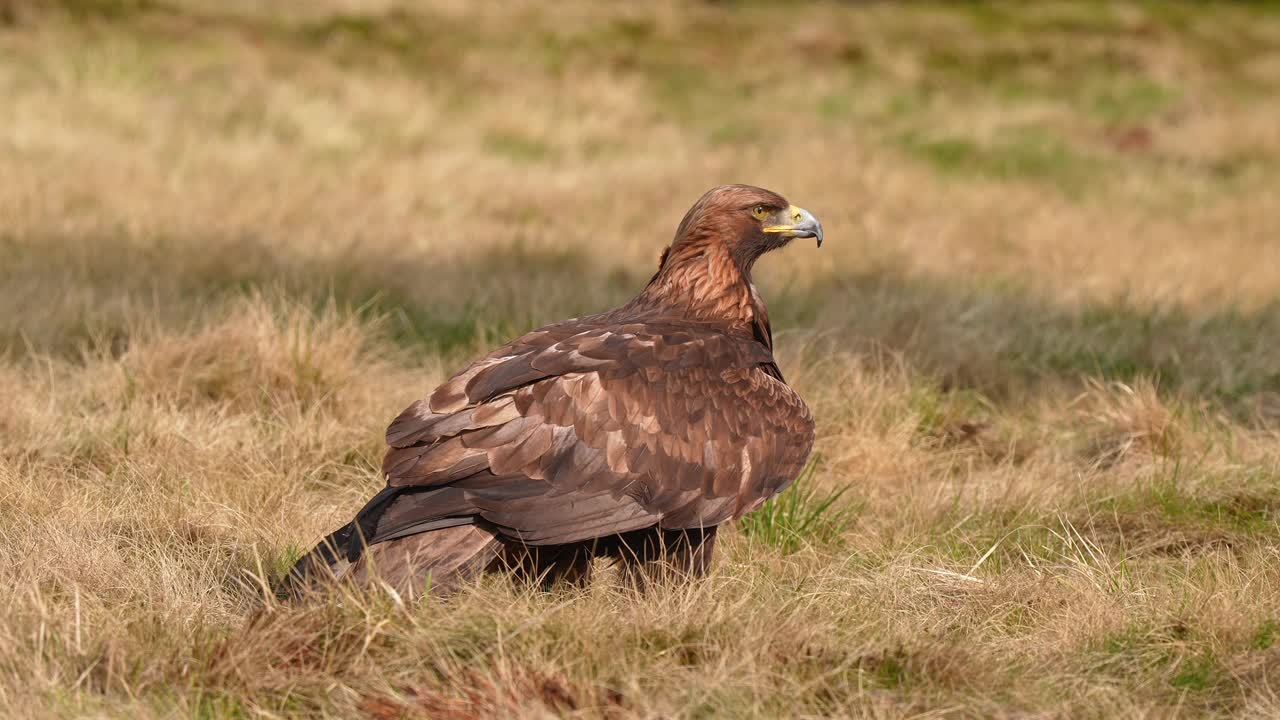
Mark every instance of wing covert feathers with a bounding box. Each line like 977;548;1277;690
291;317;814;594
371;321;813;547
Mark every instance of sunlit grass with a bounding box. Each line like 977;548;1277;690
2;1;1280;717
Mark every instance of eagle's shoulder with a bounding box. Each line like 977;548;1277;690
401;314;773;418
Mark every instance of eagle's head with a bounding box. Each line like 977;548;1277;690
665;184;823;271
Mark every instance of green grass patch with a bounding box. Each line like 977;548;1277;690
1007;298;1280;406
1091;78;1177;123
708;120;761;146
289;8;467;74
866;647;911;689
1251;619;1278;650
1089;621;1237;703
184;691;252;720
483;131;555;163
738;461;857;554
43;0;161;21
929;507;1065;571
897;127;1094;191
1098;461;1280;533
266;544;306;586
1089;621;1244;712
907;383;993;443
1170;650;1221;692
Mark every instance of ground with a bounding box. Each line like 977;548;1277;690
2;1;1280;717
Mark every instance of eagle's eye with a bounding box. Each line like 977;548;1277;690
751;205;769;220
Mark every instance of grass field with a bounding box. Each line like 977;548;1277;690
3;1;1280;717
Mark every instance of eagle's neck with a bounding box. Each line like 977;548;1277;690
630;241;765;337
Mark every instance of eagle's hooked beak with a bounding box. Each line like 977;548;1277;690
763;205;824;248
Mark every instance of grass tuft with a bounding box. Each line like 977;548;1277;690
737;461;857;554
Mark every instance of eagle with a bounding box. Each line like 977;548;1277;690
284;184;822;596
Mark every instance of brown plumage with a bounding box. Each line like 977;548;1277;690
283;184;823;597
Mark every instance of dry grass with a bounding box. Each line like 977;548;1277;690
2;1;1280;717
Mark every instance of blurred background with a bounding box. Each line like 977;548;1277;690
5;0;1278;400
3;2;1280;717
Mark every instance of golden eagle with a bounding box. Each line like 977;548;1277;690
286;185;822;595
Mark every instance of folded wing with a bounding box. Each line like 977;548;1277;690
344;319;814;558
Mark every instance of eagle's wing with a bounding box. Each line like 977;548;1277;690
359;320;815;548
